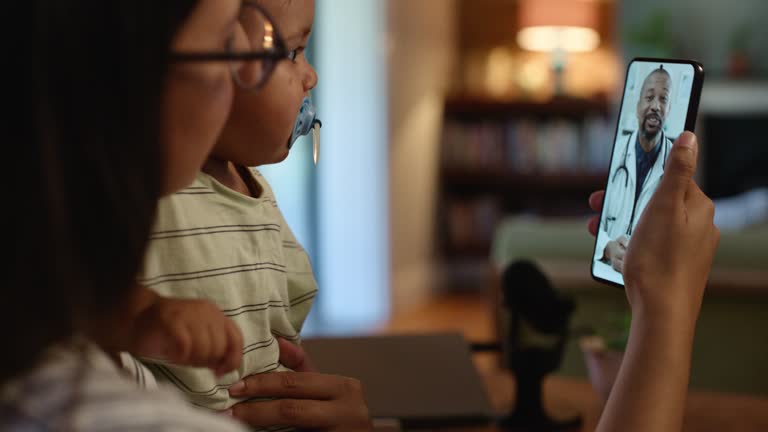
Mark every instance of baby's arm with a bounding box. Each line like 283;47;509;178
90;285;244;376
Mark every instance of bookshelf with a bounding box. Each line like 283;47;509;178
437;97;613;263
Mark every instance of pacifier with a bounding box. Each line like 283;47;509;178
289;96;322;165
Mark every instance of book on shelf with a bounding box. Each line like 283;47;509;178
445;197;501;253
441;116;613;174
439;101;614;257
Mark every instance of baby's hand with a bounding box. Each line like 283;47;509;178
131;296;244;376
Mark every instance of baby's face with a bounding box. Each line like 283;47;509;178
213;0;318;167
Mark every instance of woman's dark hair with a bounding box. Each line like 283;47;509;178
6;0;197;384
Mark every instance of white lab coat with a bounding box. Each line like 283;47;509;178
594;129;673;261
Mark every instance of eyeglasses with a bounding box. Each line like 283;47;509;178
170;1;288;91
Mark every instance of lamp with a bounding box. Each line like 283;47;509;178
517;0;601;95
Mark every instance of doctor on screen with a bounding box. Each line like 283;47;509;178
596;66;675;274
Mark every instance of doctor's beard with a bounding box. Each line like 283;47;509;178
642;113;664;142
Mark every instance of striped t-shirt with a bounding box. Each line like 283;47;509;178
138;169;318;411
0;341;247;431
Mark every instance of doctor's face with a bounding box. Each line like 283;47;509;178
636;71;671;140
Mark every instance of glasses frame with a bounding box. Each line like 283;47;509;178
169;1;288;90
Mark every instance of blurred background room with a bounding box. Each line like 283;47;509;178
260;0;768;428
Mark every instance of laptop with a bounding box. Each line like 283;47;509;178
302;332;496;428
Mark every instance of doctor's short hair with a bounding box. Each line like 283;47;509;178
641;66;672;90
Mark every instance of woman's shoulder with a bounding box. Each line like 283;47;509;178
1;342;246;432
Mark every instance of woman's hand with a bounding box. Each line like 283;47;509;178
590;131;720;324
624;132;719;324
227;338;372;431
228;372;372;431
276;337;317;372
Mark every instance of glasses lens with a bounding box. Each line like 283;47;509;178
230;4;278;90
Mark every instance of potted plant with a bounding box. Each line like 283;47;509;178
727;23;753;79
578;312;631;404
624;10;674;58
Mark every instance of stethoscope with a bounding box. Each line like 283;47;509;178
610;130;669;188
607;130;669;236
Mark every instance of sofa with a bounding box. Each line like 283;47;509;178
491;216;768;395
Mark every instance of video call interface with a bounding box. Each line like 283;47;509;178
593;61;695;286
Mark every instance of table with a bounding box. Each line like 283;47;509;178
428;353;768;431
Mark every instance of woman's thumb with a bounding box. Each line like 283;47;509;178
660;131;698;199
277;337;315;372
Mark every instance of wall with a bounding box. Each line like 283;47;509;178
388;0;458;314
456;0;621;100
312;0;390;332
620;0;768;76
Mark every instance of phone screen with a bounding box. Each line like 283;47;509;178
592;59;703;287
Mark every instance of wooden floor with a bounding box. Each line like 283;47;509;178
377;292;496;341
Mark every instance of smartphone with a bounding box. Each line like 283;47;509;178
591;58;705;288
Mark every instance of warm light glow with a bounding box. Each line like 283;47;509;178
517;0;601;53
518;57;550;95
517;26;600;53
485;47;516;97
264;22;275;49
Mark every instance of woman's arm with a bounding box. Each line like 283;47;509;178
589;132;720;432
